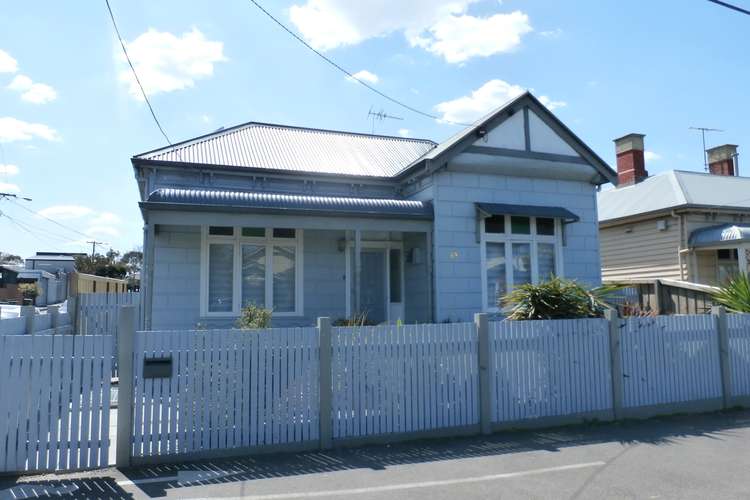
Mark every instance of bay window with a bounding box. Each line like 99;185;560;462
481;215;563;311
201;226;303;316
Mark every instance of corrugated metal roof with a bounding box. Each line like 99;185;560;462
26;255;76;261
135;122;436;178
689;223;750;248
598;170;750;222
145;188;433;219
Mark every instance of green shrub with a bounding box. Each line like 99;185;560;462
236;303;273;329
712;273;750;312
18;282;39;299
332;312;377;327
502;277;622;320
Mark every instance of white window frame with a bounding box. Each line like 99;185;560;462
200;226;304;318
480;215;564;313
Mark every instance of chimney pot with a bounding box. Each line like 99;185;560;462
707;144;738;176
614;133;648;186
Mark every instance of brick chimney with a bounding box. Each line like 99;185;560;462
614;133;648;186
706;144;738;176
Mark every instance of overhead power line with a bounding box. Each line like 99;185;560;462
246;0;472;128
707;0;750;15
9;198;91;239
104;0;174;145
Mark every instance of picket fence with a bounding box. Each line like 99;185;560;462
0;334;112;474
114;308;750;466
77;292;141;336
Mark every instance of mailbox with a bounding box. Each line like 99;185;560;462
143;357;172;379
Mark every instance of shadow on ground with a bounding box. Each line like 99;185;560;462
0;477;133;500
3;409;749;499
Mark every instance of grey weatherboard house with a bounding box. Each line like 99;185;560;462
132;92;616;329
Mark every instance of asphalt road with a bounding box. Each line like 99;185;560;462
3;410;750;500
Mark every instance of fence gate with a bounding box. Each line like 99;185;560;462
0;334;113;474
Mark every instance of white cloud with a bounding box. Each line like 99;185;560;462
398;128;410;137
0;164;19;176
435;80;567;123
0;182;19;193
89;211;121;226
288;0;532;63
0;49;17;73
86;226;120;237
411;11;532;63
644;151;662;162
200;114;212;123
0;117;60;142
118;28;227;99
539;28;563;39
7;74;57;104
538;95;567;111
346;69;379;85
37;205;93;220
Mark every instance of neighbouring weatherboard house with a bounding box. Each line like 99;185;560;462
599;134;749;286
132;92;615;329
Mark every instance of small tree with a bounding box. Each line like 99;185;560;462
0;252;23;265
18;282;40;302
502;277;622;320
712;273;750;313
236;303;273;329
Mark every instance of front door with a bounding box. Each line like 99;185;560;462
359;249;387;324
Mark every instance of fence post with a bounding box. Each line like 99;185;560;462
605;309;624;420
21;305;35;335
48;305;60;334
712;306;731;408
116;305;136;468
475;313;491;435
318;317;333;449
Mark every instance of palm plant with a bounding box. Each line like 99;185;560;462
712;273;750;313
502;277;623;320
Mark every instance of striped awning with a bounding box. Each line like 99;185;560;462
142;188;433;220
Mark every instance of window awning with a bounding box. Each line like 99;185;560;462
142;188;434;220
689;223;750;248
476;203;580;224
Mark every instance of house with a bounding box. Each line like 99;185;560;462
131;92;615;329
25;252;82;273
598;134;748;286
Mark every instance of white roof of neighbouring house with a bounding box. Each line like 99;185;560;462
598;170;750;223
26;254;76;261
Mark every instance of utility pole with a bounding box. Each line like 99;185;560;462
87;240;104;257
689;126;724;171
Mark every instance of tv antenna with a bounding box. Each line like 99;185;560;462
368;107;403;134
689;126;724;171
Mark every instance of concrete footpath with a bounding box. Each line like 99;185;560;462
2;409;750;499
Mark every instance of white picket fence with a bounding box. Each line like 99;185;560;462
131;328;319;459
77;292;141;336
620;315;722;409
489;319;613;423
331;323;478;440
0;334;112;473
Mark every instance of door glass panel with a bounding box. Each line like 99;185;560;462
486;242;506;308
359;250;386;324
241;244;265;307
389;249;402;303
208;243;233;312
511;216;531;234
273;246;296;312
512;243;532;286
537;243;556;282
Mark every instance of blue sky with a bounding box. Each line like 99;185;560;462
1;0;748;258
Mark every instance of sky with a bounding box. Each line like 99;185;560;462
1;0;749;259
